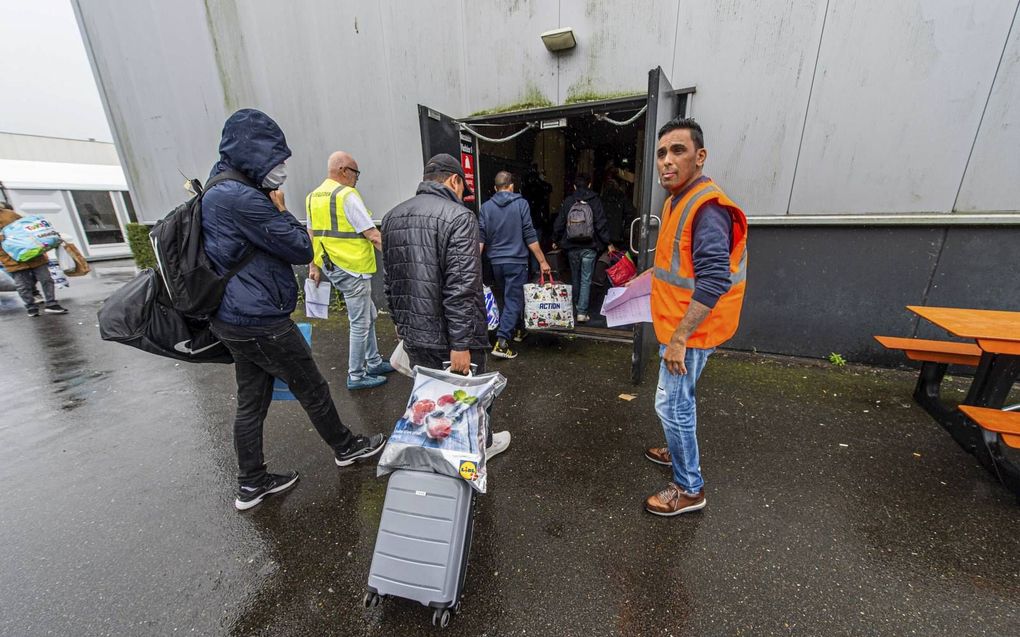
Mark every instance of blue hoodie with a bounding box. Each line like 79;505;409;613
478;191;538;265
201;109;312;327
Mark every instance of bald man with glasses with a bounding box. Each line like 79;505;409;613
307;151;394;390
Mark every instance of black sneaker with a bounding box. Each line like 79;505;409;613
335;433;387;467
234;471;300;511
43;304;68;314
512;329;528;343
27;306;40;317
491;339;518;360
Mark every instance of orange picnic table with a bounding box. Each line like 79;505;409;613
908;306;1020;498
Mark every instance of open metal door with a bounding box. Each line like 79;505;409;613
631;67;681;384
417;105;479;211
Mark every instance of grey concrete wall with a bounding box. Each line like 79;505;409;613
73;0;1020;223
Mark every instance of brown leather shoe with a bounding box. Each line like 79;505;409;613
645;483;706;516
644;446;672;466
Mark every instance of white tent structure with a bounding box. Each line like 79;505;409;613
1;157;134;260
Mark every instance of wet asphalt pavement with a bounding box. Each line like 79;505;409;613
1;261;1018;637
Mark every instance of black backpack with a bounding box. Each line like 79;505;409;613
149;169;256;319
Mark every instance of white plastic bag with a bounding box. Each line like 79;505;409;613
377;366;507;493
48;260;70;289
304;278;331;319
389;340;413;377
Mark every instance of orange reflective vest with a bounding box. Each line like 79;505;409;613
651;178;748;348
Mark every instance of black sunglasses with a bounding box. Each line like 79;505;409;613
342;166;361;177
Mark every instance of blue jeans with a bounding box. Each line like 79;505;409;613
324;268;384;381
567;248;597;314
655;344;714;493
491;262;528;342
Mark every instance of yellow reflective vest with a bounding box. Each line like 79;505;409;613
306;179;376;274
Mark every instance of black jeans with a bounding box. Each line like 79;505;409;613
403;345;493;447
214;321;354;485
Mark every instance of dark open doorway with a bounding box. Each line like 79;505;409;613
418;69;693;382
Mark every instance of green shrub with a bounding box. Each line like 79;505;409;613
126;223;156;270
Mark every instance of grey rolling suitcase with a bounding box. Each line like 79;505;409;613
363;469;474;628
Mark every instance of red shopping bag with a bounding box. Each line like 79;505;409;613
606;253;637;286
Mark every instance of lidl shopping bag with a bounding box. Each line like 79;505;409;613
377;366;507;493
523;275;573;330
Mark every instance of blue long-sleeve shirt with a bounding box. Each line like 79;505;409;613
671;176;733;308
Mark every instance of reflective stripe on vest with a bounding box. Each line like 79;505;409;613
651;178;748;349
653;185;747;288
308;185;362;238
307;181;376;273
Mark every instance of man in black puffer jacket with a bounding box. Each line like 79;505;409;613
382;154;510;458
203;109;385;511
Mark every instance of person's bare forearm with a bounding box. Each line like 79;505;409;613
670;300;712;344
363;227;382;251
527;241;547;263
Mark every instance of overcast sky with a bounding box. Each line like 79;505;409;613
0;0;113;142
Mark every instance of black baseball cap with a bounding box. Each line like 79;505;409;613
423;153;474;197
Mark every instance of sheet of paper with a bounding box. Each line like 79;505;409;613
304;278;332;319
602;271;652;312
602;293;651;327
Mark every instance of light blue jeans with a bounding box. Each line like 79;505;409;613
655;344;715;494
325;268;384;381
567;248;597;314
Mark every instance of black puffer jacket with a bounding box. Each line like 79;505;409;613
382;181;488;351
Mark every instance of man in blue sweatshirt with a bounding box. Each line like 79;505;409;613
479;171;552;359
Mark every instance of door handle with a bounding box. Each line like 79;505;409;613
629;217;641;253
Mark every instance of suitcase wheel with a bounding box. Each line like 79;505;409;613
362;591;382;609
431;608;452;628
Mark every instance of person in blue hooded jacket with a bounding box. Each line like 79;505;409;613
479;171;551;359
201;109;385;511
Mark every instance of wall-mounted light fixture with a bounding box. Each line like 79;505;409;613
541;27;576;52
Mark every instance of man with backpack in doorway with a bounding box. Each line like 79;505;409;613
552;174;614;323
201;109;385;511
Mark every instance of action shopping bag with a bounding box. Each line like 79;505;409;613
523;274;573;330
377;366;507;493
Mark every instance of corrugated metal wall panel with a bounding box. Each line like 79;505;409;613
955;3;1020;213
788;0;1017;215
670;1;828;216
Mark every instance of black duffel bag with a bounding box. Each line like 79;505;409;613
97;268;233;364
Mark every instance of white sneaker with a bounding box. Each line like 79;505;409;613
576;313;590;323
486;431;511;460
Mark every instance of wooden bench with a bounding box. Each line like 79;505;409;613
875;336;986;448
959;406;1020;449
874;336;982;366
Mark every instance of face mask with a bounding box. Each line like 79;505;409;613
262;162;287;189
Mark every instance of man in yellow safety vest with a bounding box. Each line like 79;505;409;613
307;151;395;390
